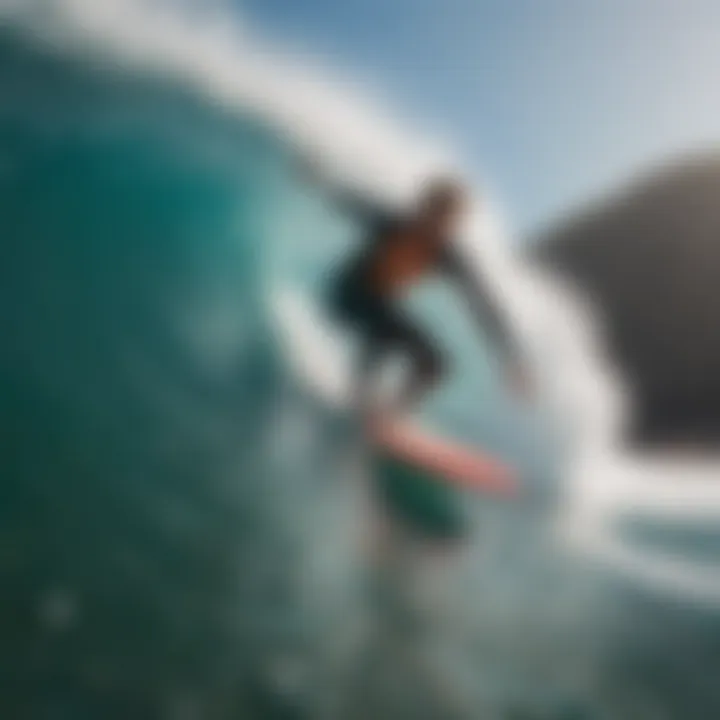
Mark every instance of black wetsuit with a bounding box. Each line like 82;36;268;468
325;186;518;402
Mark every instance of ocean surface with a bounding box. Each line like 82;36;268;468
1;7;719;719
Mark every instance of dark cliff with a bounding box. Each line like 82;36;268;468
534;153;720;448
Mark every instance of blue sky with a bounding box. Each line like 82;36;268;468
241;0;720;233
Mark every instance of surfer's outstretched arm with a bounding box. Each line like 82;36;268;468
443;247;525;381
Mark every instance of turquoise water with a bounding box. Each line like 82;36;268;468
1;21;719;720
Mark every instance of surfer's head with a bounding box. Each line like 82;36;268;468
416;177;468;234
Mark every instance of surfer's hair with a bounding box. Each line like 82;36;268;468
419;177;466;212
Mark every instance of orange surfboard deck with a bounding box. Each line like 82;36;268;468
369;420;518;498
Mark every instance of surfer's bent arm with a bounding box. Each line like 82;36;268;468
442;247;520;366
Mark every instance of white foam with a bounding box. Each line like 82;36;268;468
0;0;452;203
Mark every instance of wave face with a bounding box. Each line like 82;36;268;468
0;23;328;717
2;9;720;720
0;20;488;718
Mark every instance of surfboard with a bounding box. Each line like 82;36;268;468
369;420;517;497
271;287;518;538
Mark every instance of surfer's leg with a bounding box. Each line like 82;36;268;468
327;281;385;417
381;310;447;418
353;334;386;417
398;340;445;414
334;287;446;421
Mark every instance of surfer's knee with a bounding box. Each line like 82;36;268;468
417;346;447;388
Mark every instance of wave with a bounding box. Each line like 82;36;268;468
2;1;720;717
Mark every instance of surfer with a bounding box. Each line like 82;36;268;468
288;168;527;716
315;172;528;421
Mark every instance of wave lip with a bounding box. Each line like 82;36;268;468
0;0;453;203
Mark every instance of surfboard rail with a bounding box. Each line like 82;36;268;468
370;420;518;497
